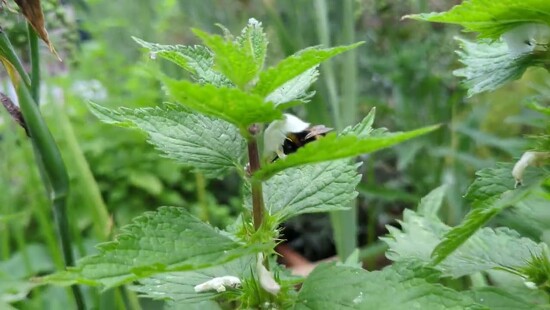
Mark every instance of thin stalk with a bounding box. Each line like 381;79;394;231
195;172;209;222
27;24;40;104
331;0;360;261
316;0;359;261
50;93;111;240
0;29;86;309
247;124;264;230
0;30;31;86
313;0;342;130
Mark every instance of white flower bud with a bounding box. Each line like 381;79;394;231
501;23;550;57
524;281;538;290
263;114;309;159
512;151;549;187
194;276;241;293
256;253;280;295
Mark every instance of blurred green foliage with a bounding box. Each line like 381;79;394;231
0;0;548;308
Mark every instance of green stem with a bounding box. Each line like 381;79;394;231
0;30;31;86
50;95;111;240
0;28;86;309
316;0;359;261
247;124;264;230
313;0;342;130
195;173;209;222
27;24;40;104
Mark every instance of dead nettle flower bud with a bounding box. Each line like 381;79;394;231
263;113;309;159
194;276;241;293
256;253;280;295
512;151;550;187
501;23;550;57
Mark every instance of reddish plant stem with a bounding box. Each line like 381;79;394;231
247;124;264;230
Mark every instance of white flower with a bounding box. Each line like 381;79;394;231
512;151;549;187
263;114;309;159
194;276;241;293
248;18;261;27
256;253;280;295
501;23;550;57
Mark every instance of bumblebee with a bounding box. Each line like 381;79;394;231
274;125;332;161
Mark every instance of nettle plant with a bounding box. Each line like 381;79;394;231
41;19;440;309
41;2;550;307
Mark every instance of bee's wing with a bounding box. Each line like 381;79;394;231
304;125;333;140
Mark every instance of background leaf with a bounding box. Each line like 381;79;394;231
89;102;246;178
14;0;59;58
383;210;546;278
453;38;534;97
404;0;550;39
431;163;549;264
417;184;448;218
293;262;485;310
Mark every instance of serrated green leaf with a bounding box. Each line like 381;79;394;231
132;256;254;305
431;163;549;265
193;28;260;89
235;18;268;74
89;102;245;178
163;78;282;131
259;160;360;221
466;287;549;310
418;184;448;218
40;207;267;288
453;38;535;97
132;37;232;87
254;124;440;181
253;42;364;97
265;67;318;106
383;210;545;278
404;0;550;39
293;263;485;310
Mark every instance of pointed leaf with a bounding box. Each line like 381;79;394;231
293;263;485;310
14;0;59;59
265;67;318;106
383;210;546;278
418;184;448;218
235;18;268;74
132;37;232;87
259;160;360;220
193;27;261;89
404;0;550;40
89;102;246;178
132;256;254;304
466;287;549;310
40;207;267;288
253;42;364;97
431;163;549;265
453;38;535;97
163;78;282;130
254;124;440;181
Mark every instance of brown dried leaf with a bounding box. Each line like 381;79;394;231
13;0;60;60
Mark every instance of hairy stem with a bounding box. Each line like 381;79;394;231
247;124;264;230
